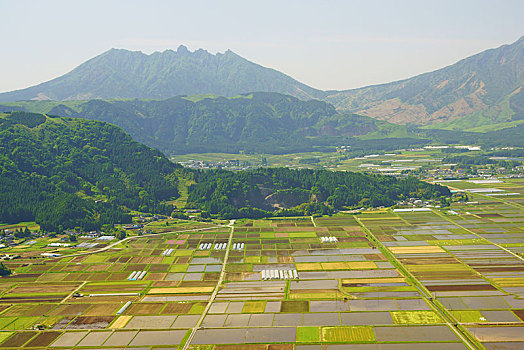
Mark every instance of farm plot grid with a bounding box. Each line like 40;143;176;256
0;196;522;348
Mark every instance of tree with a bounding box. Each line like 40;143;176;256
115;231;126;240
0;262;12;276
439;196;451;207
68;234;77;242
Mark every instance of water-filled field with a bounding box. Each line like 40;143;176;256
0;179;523;348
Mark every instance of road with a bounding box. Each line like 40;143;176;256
355;217;481;350
53;224;224;260
181;219;235;350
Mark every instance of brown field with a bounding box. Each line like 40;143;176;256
0;331;36;347
61;265;85;271
24;331;61;347
427;284;497;291
125;303;164;315
0;304;11;314
161;303;193;314
24;304;57;316
82;303;119;316
280;300;309;313
81;283;146;293
124;264;147;271
149;264;170;272
107;273;129;281
67;315;115;329
2;304;35;316
145;272;167;280
86;264;110;272
215;346;267;350
0;296;64;303
8;283;79;295
513;310;524;321
49;303;90;316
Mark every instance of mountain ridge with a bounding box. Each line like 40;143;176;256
0;36;522;127
0;92;406;154
0;45;323;102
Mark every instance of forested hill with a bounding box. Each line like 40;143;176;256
0;46;322;102
0;111;451;230
0;111;180;231
187;167;451;219
0;92;408;154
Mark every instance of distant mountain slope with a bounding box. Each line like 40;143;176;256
0;46;322;102
0;111;179;231
0;92;409;154
0;37;522;128
324;36;524;125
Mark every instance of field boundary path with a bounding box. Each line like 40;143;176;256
181;219;236;350
355;217;481;350
431;209;524;262
61;281;86;303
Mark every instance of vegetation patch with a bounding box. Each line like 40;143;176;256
321;326;375;342
280;300;309;313
390;311;443;324
296;326;320;342
242;301;266;313
451;310;488;323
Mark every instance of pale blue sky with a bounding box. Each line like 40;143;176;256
1;0;522;92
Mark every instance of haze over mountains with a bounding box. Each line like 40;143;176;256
0;93;406;154
0;45;322;102
0;36;522;130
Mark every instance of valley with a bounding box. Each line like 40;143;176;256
0;8;522;348
0;176;522;348
0;110;523;348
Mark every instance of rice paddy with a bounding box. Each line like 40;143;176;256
0;178;522;348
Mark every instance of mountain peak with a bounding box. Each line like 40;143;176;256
177;45;189;54
0;45;320;102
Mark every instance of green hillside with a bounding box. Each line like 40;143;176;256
187;168;451;218
0;93;413;154
0;111;180;231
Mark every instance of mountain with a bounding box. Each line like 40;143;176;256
1;37;522;129
0;111;179;231
0;92;412;154
0;46;322;102
324;36;524;127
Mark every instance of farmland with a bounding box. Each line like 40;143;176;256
0;177;522;349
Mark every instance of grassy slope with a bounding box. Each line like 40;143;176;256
421;96;523;132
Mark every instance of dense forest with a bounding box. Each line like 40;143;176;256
442;155;521;168
0;93;412;154
0;111;453;230
0;112;180;231
2;93;523;157
186;167;450;219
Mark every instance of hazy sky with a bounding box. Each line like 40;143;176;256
1;0;523;92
